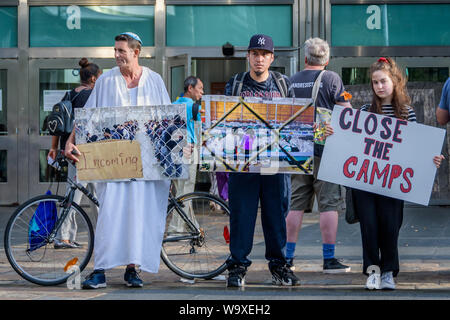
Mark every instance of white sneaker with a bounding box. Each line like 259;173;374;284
366;272;381;290
180;278;195;284
380;271;396;290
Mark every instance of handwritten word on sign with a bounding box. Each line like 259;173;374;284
76;140;143;182
317;105;445;206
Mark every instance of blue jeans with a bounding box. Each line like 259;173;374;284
226;173;288;270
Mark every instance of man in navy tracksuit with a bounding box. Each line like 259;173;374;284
224;34;299;287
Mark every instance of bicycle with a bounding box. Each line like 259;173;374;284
4;152;230;286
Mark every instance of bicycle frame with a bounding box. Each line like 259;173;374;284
164;196;203;243
9;151;229;285
51;154;201;244
47;161;99;243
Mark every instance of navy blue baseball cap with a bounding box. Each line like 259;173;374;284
247;34;274;53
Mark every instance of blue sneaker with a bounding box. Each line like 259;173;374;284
124;267;143;287
82;269;106;289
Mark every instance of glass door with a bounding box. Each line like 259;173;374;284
167;54;191;102
27;58;117;197
270;54;297;78
0;60;18;205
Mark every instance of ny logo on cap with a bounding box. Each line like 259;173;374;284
258;37;266;46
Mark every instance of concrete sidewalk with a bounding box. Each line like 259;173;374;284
0;204;449;299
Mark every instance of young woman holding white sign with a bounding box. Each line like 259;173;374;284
351;57;444;290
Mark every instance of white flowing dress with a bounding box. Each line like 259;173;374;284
84;66;171;273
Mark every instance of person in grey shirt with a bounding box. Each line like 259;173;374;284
285;37;352;273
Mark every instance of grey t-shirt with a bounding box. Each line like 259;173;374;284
289;69;347;110
289;69;347;157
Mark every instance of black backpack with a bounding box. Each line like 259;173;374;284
231;71;288;97
46;90;80;136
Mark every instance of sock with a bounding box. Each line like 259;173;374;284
323;243;335;260
286;242;296;259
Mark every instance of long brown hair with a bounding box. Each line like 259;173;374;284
369;57;411;120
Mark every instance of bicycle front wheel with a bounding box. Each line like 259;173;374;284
161;192;230;280
4;195;94;286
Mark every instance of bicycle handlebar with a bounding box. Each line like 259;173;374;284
50;150;76;171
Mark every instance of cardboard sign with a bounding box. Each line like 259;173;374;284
317;105;446;206
76;140;143;181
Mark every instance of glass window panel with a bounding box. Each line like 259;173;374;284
332;4;450;47
406;67;449;83
39;69;80;135
0;7;17;48
0;150;6;182
166;5;292;47
39;149;66;183
171;66;185;102
270;66;286;75
342;68;370;85
30;6;154;47
0;70;7;135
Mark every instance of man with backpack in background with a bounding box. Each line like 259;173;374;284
224;34;300;287
285;37;352;273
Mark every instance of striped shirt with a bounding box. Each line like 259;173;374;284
360;104;417;122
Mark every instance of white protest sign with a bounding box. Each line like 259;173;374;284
317;105;446;206
43;90;69;111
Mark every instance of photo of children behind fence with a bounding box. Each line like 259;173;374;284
74;105;187;180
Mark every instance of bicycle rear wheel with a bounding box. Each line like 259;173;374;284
161;192;230;280
4;195;94;286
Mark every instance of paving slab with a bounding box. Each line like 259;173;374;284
0;204;448;300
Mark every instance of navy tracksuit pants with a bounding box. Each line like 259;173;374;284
226;172;288;270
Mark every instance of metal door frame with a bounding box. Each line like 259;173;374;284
0;59;19;205
27;58;118;197
166;54;191;100
271;53;297;77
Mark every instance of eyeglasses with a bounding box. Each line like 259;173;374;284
119;32;143;45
